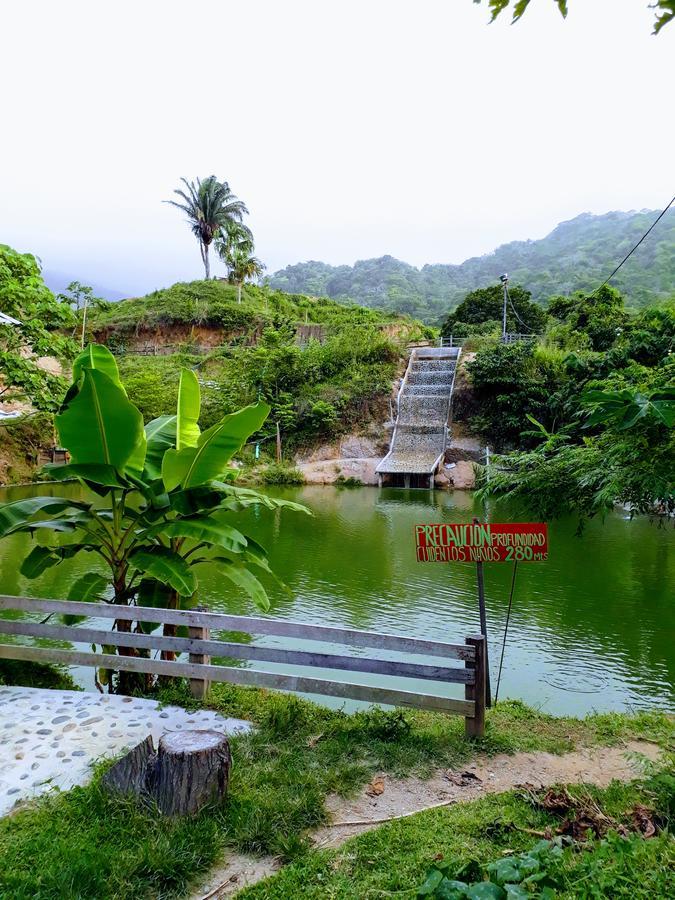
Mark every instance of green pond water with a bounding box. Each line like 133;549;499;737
0;483;673;716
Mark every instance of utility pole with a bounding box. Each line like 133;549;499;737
500;273;509;342
81;293;89;350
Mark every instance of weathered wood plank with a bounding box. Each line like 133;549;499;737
465;635;486;738
0;619;474;684
0;595;474;660
0;644;475;716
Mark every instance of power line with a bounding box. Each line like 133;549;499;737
597;194;675;292
506;284;533;332
494;560;518;706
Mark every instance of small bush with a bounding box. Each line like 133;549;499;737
335;475;363;487
260;463;305;485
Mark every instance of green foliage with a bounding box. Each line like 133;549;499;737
88;277;406;334
466;342;568;449
0;659;80;690
0;412;52;483
417;838;562;898
106;286;408;448
441;284;547;337
548;285;627;351
260;462;305;485
471;295;675;517
473;0;675;35
0;345;309;688
0;245;77;411
166;175;249;279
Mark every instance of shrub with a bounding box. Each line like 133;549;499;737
260;463;305;485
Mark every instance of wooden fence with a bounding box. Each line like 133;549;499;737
0;596;486;737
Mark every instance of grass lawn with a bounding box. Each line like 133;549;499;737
0;674;673;899
238;777;675;899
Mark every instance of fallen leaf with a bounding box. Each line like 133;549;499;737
307;733;324;749
366;776;385;796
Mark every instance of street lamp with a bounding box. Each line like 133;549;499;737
499;274;509;341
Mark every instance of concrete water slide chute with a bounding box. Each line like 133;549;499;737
377;346;459;488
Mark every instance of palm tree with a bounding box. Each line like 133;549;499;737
215;222;264;303
166;176;248;280
228;248;266;304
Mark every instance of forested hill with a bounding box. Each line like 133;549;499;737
270;209;675;321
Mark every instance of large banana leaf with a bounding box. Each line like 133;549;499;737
43;463;132;490
20;542;95;578
168;484;229;516
144;415;177;480
135;578;174;634
0;496;90;537
176;369;200;450
63;572;109;625
211;557;269;611
149;516;249;553
72;344;124;391
162;401;270;491
6;513;93;535
129;546;197;596
211;481;311;515
56;369;144;469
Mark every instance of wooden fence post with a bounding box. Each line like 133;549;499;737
464;634;486;739
188;608;210;700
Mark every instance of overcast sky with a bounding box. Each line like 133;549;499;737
1;0;673;295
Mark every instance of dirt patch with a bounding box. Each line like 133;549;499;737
189;853;280;899
313;741;661;849
189;741;660;898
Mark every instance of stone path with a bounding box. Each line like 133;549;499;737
0;686;252;817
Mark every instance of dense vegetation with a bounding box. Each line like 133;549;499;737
441;284;548;338
457;286;675;518
0;245;76;411
270;210;675;321
89;280;426;454
89;279;401;338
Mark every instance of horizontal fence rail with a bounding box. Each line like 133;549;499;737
0;596;474;661
0;595;486;735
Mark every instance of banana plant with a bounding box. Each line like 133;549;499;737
0;344;308;691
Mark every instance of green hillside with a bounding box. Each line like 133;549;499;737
86;279;428;460
270;209;675;321
89;279;401;336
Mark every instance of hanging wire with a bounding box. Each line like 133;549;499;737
494;560;518;704
505;284;533;333
595;194;675;292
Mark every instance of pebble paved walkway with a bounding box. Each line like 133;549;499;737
0;686;252;816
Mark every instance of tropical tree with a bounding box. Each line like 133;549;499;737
166;176;248;280
0;345;307;693
441;284;547;338
229;249;266;304
0;244;77;413
473;0;674;34
215;221;263;303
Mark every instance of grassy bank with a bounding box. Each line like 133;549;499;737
0;676;672;899
239;774;675;899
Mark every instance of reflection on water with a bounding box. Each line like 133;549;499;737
0;483;673;715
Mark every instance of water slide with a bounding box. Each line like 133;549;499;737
377;346;459;487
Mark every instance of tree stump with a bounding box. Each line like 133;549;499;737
102;730;231;816
154;730;231;816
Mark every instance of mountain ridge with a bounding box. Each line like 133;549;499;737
270;209;675;321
